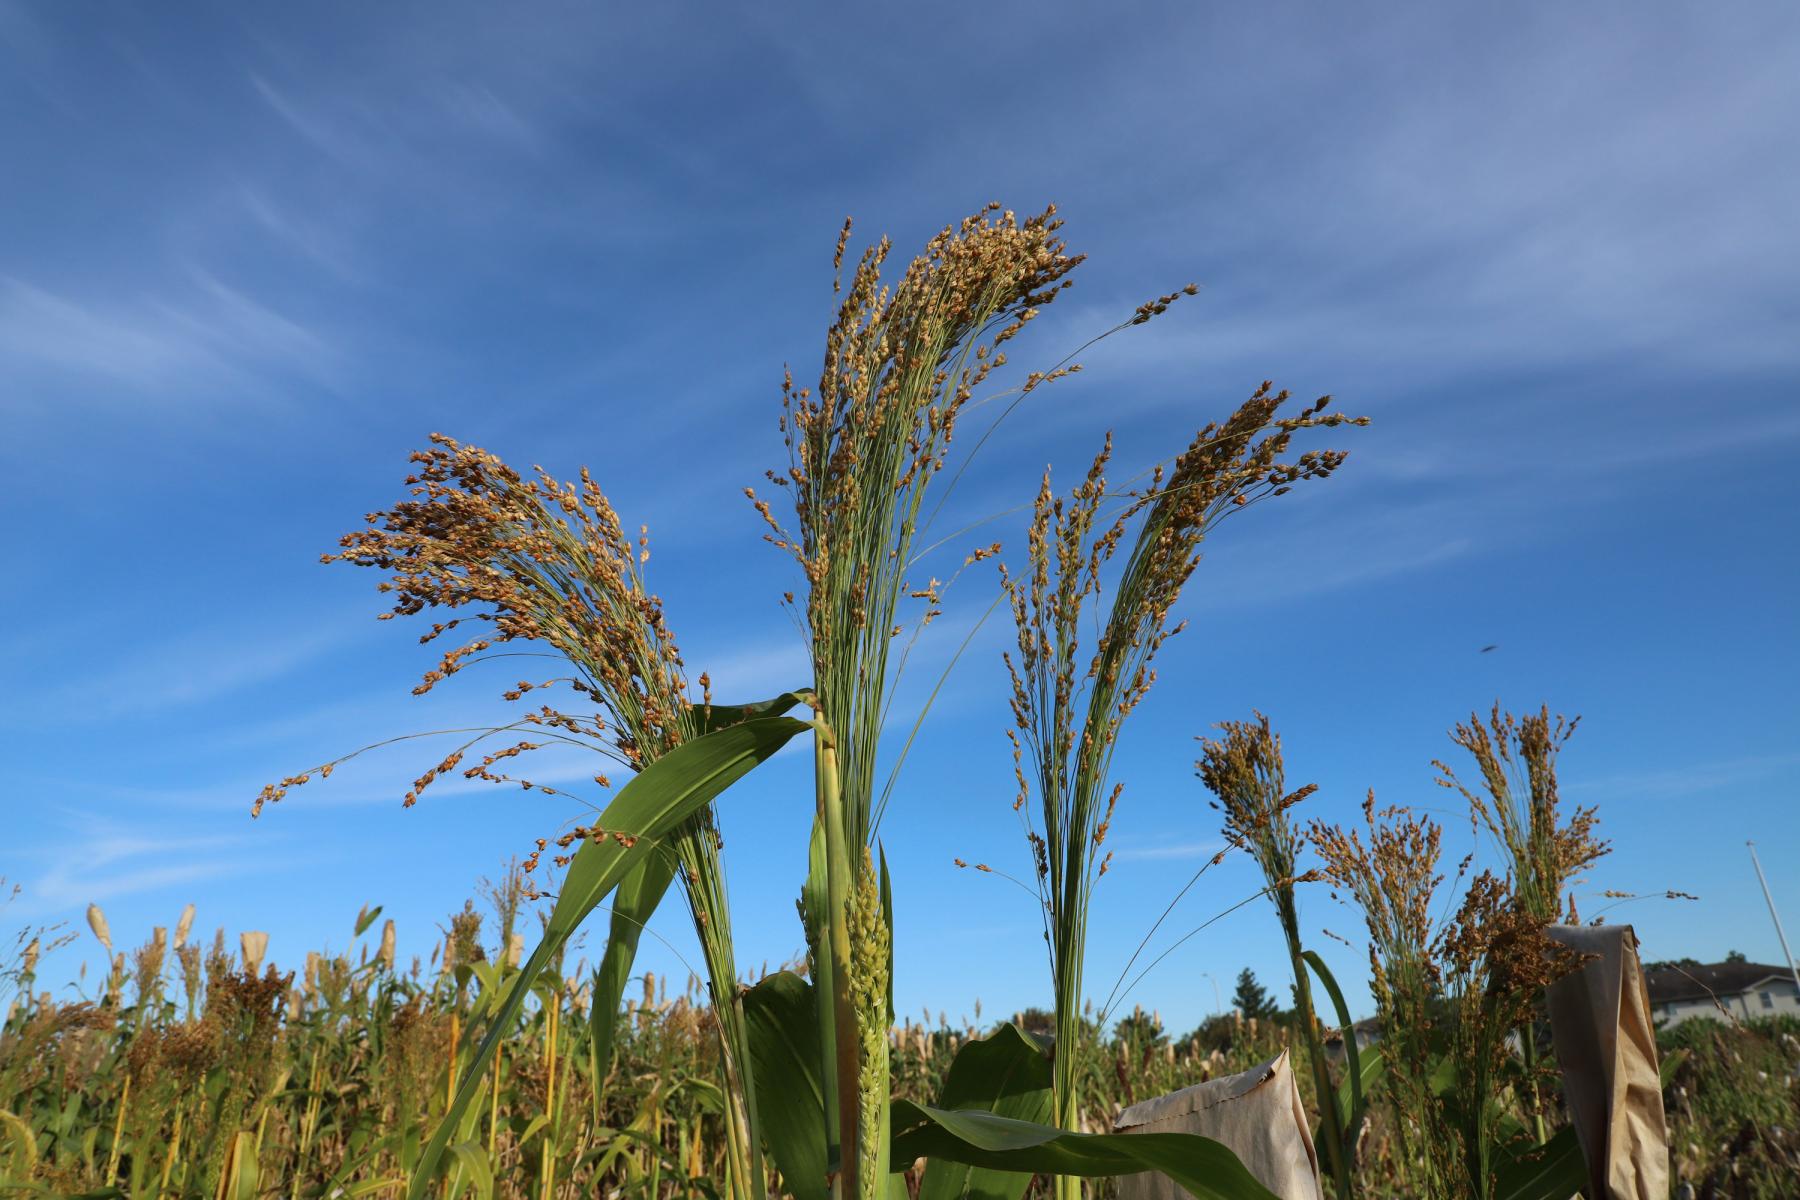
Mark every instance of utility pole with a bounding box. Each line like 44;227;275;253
1747;841;1800;997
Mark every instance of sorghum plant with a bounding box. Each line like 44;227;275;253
1311;796;1459;1199
750;204;1084;1200
1433;705;1608;926
259;439;770;1199
1197;714;1353;1199
999;391;1364;1200
1312;792;1585;1200
1434;704;1609;1142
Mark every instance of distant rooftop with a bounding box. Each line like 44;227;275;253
1645;960;1794;1006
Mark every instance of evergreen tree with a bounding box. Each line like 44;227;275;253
1232;967;1278;1019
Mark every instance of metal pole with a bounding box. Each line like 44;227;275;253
1747;841;1800;997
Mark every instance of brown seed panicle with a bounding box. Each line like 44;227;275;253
1196;712;1316;910
1433;703;1608;924
750;205;1085;844
255;436;706;832
994;384;1363;1146
1002;386;1365;916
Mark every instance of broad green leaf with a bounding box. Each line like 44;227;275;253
744;971;829;1200
407;711;812;1200
697;692;808;732
228;1130;259;1200
916;1023;1052;1200
589;846;679;1079
590;693;805;1091
891;1104;1280;1200
1492;1126;1586;1200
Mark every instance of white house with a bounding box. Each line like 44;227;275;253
1644;959;1800;1027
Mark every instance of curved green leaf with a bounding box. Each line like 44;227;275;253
407;711;812;1200
1302;950;1380;1161
1492;1126;1586;1200
697;691;810;733
745;971;829;1200
445;1141;494;1200
591;692;806;1087
589;846;679;1079
892;1104;1279;1200
916;1023;1052;1200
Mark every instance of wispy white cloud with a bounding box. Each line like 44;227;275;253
234;184;365;282
0;278;205;384
14;830;279;914
16;617;365;723
0;269;337;403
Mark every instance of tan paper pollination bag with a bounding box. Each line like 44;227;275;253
1114;1049;1324;1200
1545;923;1669;1200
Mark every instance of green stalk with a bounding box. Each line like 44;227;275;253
816;721;861;1200
1277;904;1349;1200
1517;1020;1546;1145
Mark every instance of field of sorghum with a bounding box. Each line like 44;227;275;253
2;896;1795;1199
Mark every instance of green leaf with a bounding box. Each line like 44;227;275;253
445;1141;494;1200
590;693;805;1088
893;1104;1279;1200
1492;1126;1586;1200
406;711;812;1200
916;1024;1052;1200
697;691;809;733
227;1130;260;1200
744;971;829;1200
1302;950;1369;1154
1332;1046;1382;1150
589;846;679;1078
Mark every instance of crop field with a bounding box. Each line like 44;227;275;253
2;902;1796;1199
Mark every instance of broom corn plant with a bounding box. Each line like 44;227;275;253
997;390;1365;1200
1432;705;1610;1147
1197;713;1358;1200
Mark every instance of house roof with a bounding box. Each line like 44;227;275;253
1644;960;1793;1005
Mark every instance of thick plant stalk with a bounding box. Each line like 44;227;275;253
541;996;558;1200
161;1104;184;1196
816;722;862;1200
1278;899;1349;1199
106;1072;130;1186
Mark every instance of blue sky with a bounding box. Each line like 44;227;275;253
3;1;1798;1034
